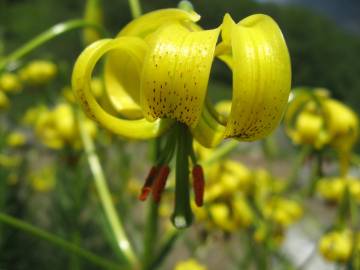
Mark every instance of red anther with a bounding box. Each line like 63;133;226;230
192;165;205;207
138;166;159;201
138;187;151;201
152;165;170;203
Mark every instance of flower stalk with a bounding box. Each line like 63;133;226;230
0;19;106;71
171;123;193;228
128;0;142;18
0;212;122;270
77;112;137;266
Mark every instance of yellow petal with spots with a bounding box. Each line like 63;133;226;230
72;37;173;139
193;14;291;146
225;14;291;139
105;9;201;118
74;11;291;145
140;23;220;127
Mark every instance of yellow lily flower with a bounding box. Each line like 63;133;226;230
317;177;360;204
319;230;353;263
285;88;359;176
72;8;291;227
73;8;290;141
322;99;359;175
32;102;97;149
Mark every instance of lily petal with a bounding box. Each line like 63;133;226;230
104;9;201;119
72;37;173;139
141;23;220;127
193;14;291;146
225;14;291;140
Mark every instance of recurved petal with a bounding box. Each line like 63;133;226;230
140;23;220;127
119;8;200;38
225;14;291;140
191;106;225;148
104;9;201;119
72;37;173;139
104;38;147;118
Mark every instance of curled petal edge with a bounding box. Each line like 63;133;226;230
72;37;173;140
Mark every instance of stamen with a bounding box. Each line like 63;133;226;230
152;165;170;203
138;166;159;201
192;164;205;207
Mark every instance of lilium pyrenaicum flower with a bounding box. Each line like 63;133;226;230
72;8;291;227
285;88;358;176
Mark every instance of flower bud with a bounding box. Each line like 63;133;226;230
19;60;57;85
0;73;22;93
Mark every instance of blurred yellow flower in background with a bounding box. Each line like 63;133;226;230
317;177;360;203
6;131;27;148
29;166;56;192
290;110;327;149
262;197;303;227
0;91;10;110
319;230;353;262
0;73;22;93
193;143;302;235
285;88;359;176
23;102;97;149
174;259;207;270
19;60;57;86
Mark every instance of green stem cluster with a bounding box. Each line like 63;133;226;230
171;123;193;229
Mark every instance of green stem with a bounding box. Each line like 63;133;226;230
149;230;182;270
307;151;323;197
78;113;137;266
0;19;106;71
286;145;312;192
237;233;254;269
336;185;351;229
201;140;238;166
142;138;162;270
70;231;82;270
351;153;360;167
0;212;122;270
128;0;142;18
178;0;194;12
171;123;193;228
142;201;159;270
